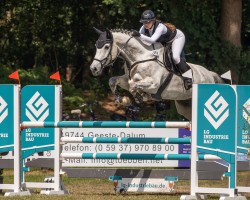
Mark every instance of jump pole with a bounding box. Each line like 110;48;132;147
21;121;190;129
60;137;191;144
60;152;219;160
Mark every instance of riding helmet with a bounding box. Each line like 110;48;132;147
139;10;156;23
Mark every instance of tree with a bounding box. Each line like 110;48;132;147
220;0;242;47
220;0;250;83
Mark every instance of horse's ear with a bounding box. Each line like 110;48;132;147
93;27;103;35
106;29;113;40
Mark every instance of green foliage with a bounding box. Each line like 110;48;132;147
88;77;110;101
63;96;84;112
1;0;249;83
19;66;51;85
0;65;50;85
0;65;15;84
101;0;249;83
239;50;250;84
62;81;85;112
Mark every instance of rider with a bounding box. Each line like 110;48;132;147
132;10;192;89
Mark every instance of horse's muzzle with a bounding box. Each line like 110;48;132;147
90;62;102;76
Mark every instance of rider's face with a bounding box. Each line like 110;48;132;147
143;21;154;30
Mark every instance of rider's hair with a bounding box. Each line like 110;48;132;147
163;22;176;33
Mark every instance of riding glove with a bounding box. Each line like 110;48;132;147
131;29;141;37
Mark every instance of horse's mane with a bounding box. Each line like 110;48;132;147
110;28;162;51
110;29;133;37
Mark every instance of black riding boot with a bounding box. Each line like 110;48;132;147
176;59;192;90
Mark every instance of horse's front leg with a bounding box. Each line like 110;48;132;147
133;77;160;94
128;80;154;103
109;74;130;93
109;75;131;105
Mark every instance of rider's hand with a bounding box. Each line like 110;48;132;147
131;29;141;37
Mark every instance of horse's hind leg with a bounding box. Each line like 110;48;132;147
174;100;192;121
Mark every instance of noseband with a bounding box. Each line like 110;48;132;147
93;40;115;69
93;32;133;70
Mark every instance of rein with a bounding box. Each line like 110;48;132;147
127;57;158;79
94;31;166;80
117;35;164;79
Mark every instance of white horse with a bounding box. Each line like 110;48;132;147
90;28;224;120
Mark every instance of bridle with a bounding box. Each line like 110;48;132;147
93;41;115;69
93;34;133;71
93;31;164;77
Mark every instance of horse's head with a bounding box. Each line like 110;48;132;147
90;28;118;76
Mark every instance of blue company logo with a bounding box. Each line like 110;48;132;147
0;96;8;123
204;90;229;129
26;91;49;121
243;98;250;124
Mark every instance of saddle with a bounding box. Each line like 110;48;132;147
163;43;184;76
134;45;191;103
150;44;191;101
134;44;192;103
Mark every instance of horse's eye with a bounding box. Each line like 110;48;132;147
104;45;109;49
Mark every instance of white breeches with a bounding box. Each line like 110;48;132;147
171;29;185;64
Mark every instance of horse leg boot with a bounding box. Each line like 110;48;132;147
176;58;192;90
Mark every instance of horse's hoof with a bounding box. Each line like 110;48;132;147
109;77;117;85
134;92;143;103
121;96;131;106
119;188;127;195
115;97;122;104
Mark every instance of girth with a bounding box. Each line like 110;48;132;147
151;72;174;100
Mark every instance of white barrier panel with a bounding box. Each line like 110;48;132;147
61;128;191;167
2;127;191;168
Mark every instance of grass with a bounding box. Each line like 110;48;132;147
0;169;249;200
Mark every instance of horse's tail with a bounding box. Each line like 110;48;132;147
211;71;225;83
